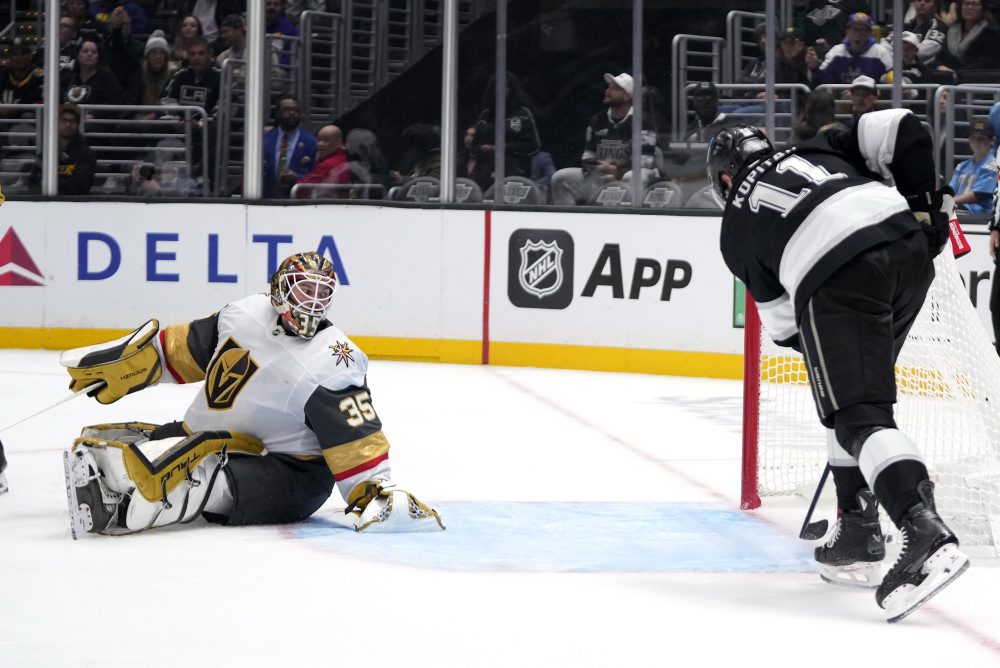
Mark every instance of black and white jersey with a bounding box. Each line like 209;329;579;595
720;109;932;348
580;106;657;173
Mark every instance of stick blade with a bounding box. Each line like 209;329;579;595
800;519;828;541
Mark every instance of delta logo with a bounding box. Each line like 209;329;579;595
0;228;44;286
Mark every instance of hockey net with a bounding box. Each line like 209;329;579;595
741;248;1000;554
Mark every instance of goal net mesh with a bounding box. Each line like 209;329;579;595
747;249;1000;551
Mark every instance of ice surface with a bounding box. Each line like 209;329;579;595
1;350;997;666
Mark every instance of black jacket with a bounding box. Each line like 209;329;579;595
58;135;97;195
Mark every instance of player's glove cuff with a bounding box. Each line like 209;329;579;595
346;478;444;533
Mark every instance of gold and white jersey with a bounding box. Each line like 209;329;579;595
154;293;391;499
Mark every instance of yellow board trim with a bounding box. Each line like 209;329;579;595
1;328;744;379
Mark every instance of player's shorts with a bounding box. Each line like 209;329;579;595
798;230;934;430
205;452;335;526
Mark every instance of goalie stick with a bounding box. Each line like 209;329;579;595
0;381;103;436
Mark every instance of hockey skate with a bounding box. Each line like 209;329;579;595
876;481;970;623
64;449;123;539
814;490;885;588
0;438;7;495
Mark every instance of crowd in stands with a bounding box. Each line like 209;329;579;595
0;0;998;208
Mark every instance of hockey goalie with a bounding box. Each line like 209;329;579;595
60;251;444;537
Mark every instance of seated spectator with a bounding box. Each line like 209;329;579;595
736;23;768;95
345;128;390;194
807;12;893;85
530;150;557;198
295;124;350;199
171;15;204;69
389;123;441;186
266;0;299;71
263;93;316;198
799;0;873;47
138;31;176;111
60;36;125;107
936;0;1000;72
550;72;659;206
848;74;880;119
28;104;96;195
0;38;44;112
776;27;811;90
684;81;729;142
63;0;104;39
949;117;997;215
216;14;247;69
458;125;477;181
59;16;82;72
124;160;161;196
103;6;144;105
470;71;540;191
882;32;936;88
163;36;221;113
789;89;847;143
903;0;948;66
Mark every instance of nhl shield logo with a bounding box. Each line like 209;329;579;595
508;229;574;309
518;239;564;298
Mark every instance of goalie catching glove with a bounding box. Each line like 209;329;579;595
346;478;444;533
60;320;162;404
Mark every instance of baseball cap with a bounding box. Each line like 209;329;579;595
603;72;634;96
779;26;802;41
9;36;33;53
850;75;877;93
969;117;994;138
221;14;245;29
691;80;718;97
901;31;921;48
847;12;874;28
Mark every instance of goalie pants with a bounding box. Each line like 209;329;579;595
797;231;934;522
153;422;335;526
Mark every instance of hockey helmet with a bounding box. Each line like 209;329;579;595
270;251;338;339
706;124;774;202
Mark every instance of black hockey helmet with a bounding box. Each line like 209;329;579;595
706;125;774;202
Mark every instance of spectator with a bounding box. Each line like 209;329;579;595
389;122;441;185
684;81;729;142
295;124;350;199
948;117;997;215
266;0;299;72
988;126;1000;355
737;23;768;94
63;0;104;39
171;15;204;69
124;160;161;196
181;0;246;48
163;36;221;114
0;38;44;109
799;0;873;47
989;101;1000;153
883;32;936;87
936;0;1000;73
61;37;125;107
59;16;82;72
262;93;316;198
848;74;880;119
103;6;144;105
776;27;811;89
345;128;390;195
470;71;541;191
216;14;247;68
29;104;96;195
550;72;659;206
808;12;893;85
903;0;948;66
530;150;557;197
138;30;176;109
789;89;847;143
459;125;477;182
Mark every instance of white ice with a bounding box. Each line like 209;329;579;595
1;349;998;667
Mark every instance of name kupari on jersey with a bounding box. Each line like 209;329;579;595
731;148;794;208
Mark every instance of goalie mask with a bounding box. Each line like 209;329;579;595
270;252;338;339
707;125;774;202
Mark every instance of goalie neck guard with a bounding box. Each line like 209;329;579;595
269;252;338;339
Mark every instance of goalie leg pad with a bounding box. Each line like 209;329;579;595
69;426;265;534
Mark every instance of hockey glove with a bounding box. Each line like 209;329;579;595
912;186;954;257
346;478;445;533
60;320;162;404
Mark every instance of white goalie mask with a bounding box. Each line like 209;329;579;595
269;252;338;339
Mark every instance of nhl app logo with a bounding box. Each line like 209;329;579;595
507;228;573;309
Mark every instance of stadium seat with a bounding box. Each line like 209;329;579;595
484;176;542;205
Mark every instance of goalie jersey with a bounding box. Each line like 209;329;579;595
153;293;390;500
719;109;934;350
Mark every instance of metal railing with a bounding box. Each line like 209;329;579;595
672;82;809;144
0;103;42;192
300;10;344;125
725;11;765;84
815;83;942;128
215;58;246;197
671;34;725;141
934;84;1000;185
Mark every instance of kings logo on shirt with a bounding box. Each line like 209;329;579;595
204;337;259;410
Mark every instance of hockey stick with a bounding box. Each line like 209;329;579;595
799;463;830;540
0;381;103;435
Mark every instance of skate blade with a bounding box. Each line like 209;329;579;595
819;562;882;589
63;451;93;540
884;544;971;623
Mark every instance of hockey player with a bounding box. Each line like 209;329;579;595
0;438;7;495
61;251;443;537
709;109;969;622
